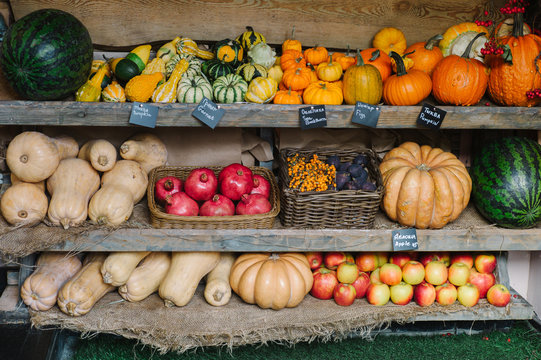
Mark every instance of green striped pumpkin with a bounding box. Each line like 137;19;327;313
0;9;93;100
184;56;202;79
471;137;541;228
236;26;266;52
212;74;248;103
205;55;234;82
236;61;268;82
177;75;213;103
212;39;244;68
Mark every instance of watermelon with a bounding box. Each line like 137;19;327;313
0;9;93;100
470;137;541;228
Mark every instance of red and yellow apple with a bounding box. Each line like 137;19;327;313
389;253;411;268
355;252;378;272
336;261;359;284
379;263;402;286
448;262;471;287
366;283;390;306
333;283;356;306
324;252;348;270
351;271;371;298
436;282;457;305
402;260;425;285
487;284;511;307
390;282;414;305
419;252;443;267
474;253;497;274
468;268;496;298
311;267;338;300
305;252;323;270
450;253;474;269
425;260;448;286
376;252;389;267
370;267;382;284
414;281;436;307
457;283;480;307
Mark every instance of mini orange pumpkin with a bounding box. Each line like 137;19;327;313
373;27;407;55
303;81;343;105
333;46;357;71
274;86;303;104
279;81;304;96
404;34;444;76
280;49;306;71
304;46;329;65
360;48;392;82
282;26;302;53
316;56;343;82
282;67;312;91
383;51;432;106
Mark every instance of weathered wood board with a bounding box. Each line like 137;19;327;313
10;0;505;49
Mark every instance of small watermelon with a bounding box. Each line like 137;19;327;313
470;137;541;228
0;9;93;100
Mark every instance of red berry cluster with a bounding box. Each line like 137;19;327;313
475;20;493;27
481;38;505;55
500;0;530;14
526;89;541;99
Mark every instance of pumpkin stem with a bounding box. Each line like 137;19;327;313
461;32;486;59
512;12;524;37
425;34;443;50
369;49;381;62
287;86;293;96
346;44;351;56
356;49;366;66
291;25;296;40
246;26;254;33
270;253;280;261
389;51;407;76
417;164;431;171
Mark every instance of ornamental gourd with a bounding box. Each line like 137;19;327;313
432;32;489;106
212;74;248;103
156;37;181;63
88;60;112;90
245;77;277;103
332;46;356;71
229;253;313;310
404;35;444;76
114;45;152;85
213;39;244;68
142;57;166;77
152;59;189;103
236;26;266;52
177;75;213;103
303;81;343;105
267;64;283;86
373;27;407;55
236;61;268;82
75;63;109;102
205;54;235;82
383;51;432;106
439;22;488;61
176;37;214;60
379;142;472;229
342;50;383;105
101;81;126;102
247;42;276;69
125;72;164;103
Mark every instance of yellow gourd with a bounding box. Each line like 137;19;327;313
142;57;167;77
152;59;189;103
75;64;109;102
102;81;126;102
176;37;215;60
267;64;283;87
245;77;277;103
157;37;181;63
125;72;164;103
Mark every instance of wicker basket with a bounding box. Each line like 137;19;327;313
147;166;280;229
278;148;384;229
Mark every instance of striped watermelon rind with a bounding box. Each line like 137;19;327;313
0;9;93;100
470;137;541;228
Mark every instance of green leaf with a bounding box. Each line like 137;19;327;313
502;44;513;64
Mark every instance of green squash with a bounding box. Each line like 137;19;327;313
212;74;248;103
205;55;234;82
236;61;268;82
212;39;244;68
177;75;213;103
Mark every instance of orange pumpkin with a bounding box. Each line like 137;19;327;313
360;48;392;82
373;27;407;55
316;56;343;82
379;142;472;229
303;81;343;105
307;64;319;82
282;67;312;91
330;46;356;71
279;81;304;96
404;34;444;76
274;87;303;104
280;49;306;71
383;51;432;106
432;33;489;106
304;46;329;65
282;26;302;53
229;253;313;310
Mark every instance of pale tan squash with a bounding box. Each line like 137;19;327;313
101;251;151;286
10;173;45;192
57;253;115;317
88;160;148;226
118;252;171;302
51;135;79;159
204;253;236;307
0;183;48;226
159;252;220;307
6;131;60;183
78;139;117;172
47;158;100;229
119;133;168;174
20;252;82;311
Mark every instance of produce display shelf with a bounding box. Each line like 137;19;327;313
0;101;538;129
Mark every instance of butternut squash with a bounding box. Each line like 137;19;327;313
10;173;45;192
51;135;79;159
119;133;168;174
101;251;151;286
204;253;236;307
57;253;115;317
47;158;100;229
159;252;220;307
6;131;60;183
78;139;117;172
88;160;148;226
20;252;82;311
0;183;48;226
118;252;171;302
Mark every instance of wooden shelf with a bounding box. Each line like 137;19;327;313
0;101;538;129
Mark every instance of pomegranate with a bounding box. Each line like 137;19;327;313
184;168;218;202
250;174;271;199
236;194;272;215
219;163;253;201
155;176;183;205
200;194;235;216
165;192;199;216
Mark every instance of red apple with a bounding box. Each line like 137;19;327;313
355;252;378;272
345;253;355;263
450;253;474;269
310;267;338;300
376;252;389;267
337;261;359;284
390;282;414;305
486;284;511;307
305;252;323;270
439;252;451;266
323;252;347;270
457;283;480;307
436;282;457;305
351;272;370;298
379;263;402;286
370;267;382;284
414;281;436;307
419;252;443;267
424;260;448;286
468;268;496;298
366;283;390;306
389;253;411;268
333;283;356;306
448;262;471;287
402;260;425;285
474;254;497;274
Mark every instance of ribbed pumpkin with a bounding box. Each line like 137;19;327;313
373;27;407;55
359;48;392;82
229;253;313;310
212;74;248;103
152;59;189;103
177;75;213;103
343;50;383;105
383;51;432;106
205;55;235;82
274;86;303;104
404;35;444;76
303;81;343;105
236;26;266;51
280;49;306;71
183;56;202;79
282;66;312;91
432;33;489;106
245;77;277;103
236;61;268;82
439;22;488;61
332;46;356;71
102;81;126;102
304;46;328;66
213;39;244;68
316;56;343;82
379;141;472;229
487;13;541;107
282;26;302;53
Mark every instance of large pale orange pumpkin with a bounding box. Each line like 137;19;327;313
229;253;313;310
379;142;472;229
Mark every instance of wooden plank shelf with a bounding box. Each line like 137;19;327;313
0;101;539;129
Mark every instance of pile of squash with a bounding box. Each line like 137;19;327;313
0;131;168;228
21;251;313;316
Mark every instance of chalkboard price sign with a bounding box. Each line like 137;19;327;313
299;105;327;129
192;97;225;129
392;228;419;251
351;101;380;128
129;102;159;128
417;103;446;129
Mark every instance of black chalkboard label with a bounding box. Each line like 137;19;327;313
299;105;327;129
129;102;158;128
192;97;225;129
392;229;419;251
352;101;380;128
417;103;446;129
